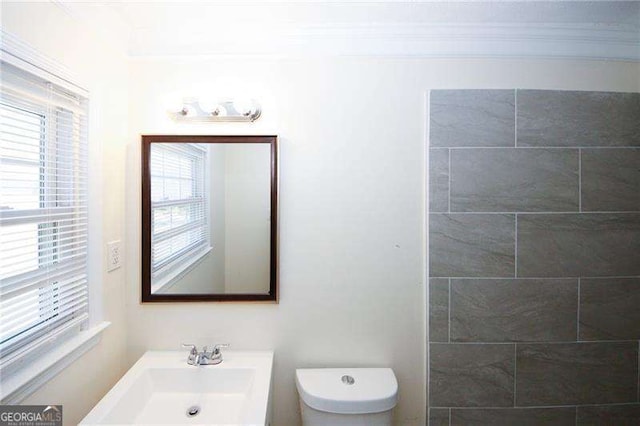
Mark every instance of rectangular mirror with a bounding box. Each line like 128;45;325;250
141;135;277;302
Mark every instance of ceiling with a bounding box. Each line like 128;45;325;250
57;1;640;60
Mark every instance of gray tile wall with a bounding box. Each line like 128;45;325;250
428;89;640;425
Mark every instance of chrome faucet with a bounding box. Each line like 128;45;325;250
182;343;229;366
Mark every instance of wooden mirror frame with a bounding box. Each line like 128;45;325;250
141;135;278;303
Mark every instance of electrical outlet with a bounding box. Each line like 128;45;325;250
107;240;122;272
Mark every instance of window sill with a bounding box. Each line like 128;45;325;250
152;246;212;294
0;321;110;404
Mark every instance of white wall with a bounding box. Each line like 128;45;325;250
223;144;272;293
211;144;227;292
1;2;129;426
126;56;639;426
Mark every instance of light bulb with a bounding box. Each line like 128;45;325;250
233;98;254;116
163;93;186;114
199;96;219;114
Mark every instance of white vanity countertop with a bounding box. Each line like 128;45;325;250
80;350;274;426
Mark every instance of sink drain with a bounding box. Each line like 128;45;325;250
186;405;200;417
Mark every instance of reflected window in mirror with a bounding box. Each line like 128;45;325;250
141;135;278;303
150;143;209;293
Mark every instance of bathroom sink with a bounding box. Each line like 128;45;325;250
80;351;273;425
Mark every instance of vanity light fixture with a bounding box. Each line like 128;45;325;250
167;97;261;122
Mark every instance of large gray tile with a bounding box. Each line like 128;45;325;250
581;148;640;212
451;408;576;426
431;90;515;147
450;148;579;212
516;342;639;406
451;279;577;342
579;277;640;340
517;213;640;277
430;214;515;277
430;278;449;342
577;404;640;425
430;343;515;407
517;90;640;147
430;148;450;212
429;408;450;426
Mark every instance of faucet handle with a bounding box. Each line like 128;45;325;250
211;343;229;355
181;343;198;355
182;344;200;365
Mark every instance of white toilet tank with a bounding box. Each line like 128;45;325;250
295;368;398;426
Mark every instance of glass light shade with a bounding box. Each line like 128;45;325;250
163;93;186;114
198;96;219;114
233;99;254;116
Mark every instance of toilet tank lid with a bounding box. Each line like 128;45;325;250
295;368;398;414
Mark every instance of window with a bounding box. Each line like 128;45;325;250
0;61;89;375
150;143;209;291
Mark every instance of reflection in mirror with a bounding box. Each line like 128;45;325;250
141;135;277;302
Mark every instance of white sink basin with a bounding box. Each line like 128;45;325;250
80;351;273;426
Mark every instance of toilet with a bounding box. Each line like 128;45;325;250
295;368;398;426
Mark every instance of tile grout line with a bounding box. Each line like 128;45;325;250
448;278;451;343
578;148;582;212
448;149;451;213
431;402;638;410
448;407;451;426
443;146;639;150
575;406;578;426
514;89;518;148
429;339;639;345
514;343;518;407
426;91;431;426
430;211;640;215
429;275;640;280
514;214;518;278
577;278;581;341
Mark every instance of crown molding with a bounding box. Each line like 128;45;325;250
50;1;640;61
128;22;640;61
50;0;130;55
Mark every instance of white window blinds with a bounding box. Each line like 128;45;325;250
150;143;208;285
0;61;89;371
